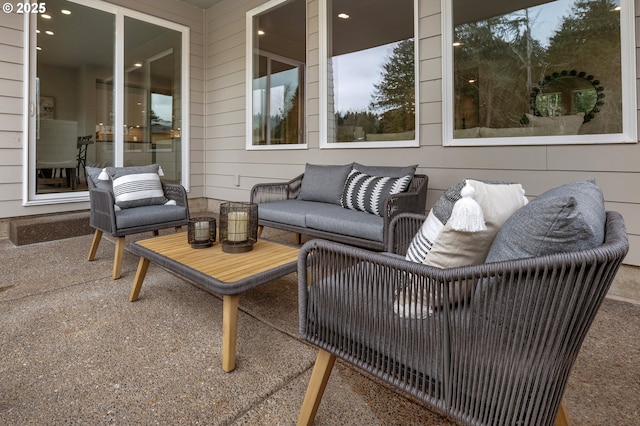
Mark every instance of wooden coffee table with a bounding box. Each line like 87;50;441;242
128;232;299;372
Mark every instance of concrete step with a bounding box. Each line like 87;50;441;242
10;211;93;246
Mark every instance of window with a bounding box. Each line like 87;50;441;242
444;0;637;146
26;0;189;203
247;0;306;149
320;0;418;148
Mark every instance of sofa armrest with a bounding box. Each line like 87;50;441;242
250;173;304;204
380;174;428;248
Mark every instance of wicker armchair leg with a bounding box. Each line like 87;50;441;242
112;237;126;280
297;349;336;426
87;229;103;261
555;401;570;426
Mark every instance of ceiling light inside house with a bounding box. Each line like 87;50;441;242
337;13;350;19
45;30;54;35
452;42;462;47
134;63;142;67
61;9;71;15
36;46;42;51
257;30;265;35
468;79;476;83
41;14;51;19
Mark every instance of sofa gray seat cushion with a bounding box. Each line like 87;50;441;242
259;200;384;242
115;204;188;230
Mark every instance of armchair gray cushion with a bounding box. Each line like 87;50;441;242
115;204;188;230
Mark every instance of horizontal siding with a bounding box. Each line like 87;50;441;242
0;12;24;211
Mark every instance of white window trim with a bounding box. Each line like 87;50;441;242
319;0;419;149
442;0;638;147
23;0;190;206
245;0;308;151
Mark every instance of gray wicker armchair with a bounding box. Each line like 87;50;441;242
297;211;628;426
86;171;189;279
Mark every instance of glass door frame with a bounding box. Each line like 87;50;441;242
23;0;190;205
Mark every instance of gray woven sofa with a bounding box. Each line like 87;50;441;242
297;179;629;426
250;163;428;251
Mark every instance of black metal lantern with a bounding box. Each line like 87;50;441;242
219;202;258;253
187;217;216;248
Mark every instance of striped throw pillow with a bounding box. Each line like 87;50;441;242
107;165;168;209
340;169;412;216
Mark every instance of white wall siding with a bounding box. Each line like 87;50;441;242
0;12;26;218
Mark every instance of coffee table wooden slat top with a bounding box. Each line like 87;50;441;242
130;232;299;295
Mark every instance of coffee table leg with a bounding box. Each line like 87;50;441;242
129;257;150;302
222;294;239;372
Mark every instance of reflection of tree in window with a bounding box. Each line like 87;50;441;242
453;0;622;135
370;39;415;134
334;39;415;141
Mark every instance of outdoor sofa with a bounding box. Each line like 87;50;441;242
250;163;428;251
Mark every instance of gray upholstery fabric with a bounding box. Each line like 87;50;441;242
298;163;353;204
258;200;319;227
306;206;384;242
260;200;384;242
486;178;606;262
115;205;188;230
86;166;112;191
353;163;417;178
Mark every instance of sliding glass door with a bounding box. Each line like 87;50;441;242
27;0;189;202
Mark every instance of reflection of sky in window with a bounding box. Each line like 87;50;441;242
332;42;399;113
253;67;299;117
500;0;619;47
151;93;172;122
526;0;573;46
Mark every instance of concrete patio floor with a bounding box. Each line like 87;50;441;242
1;228;638;425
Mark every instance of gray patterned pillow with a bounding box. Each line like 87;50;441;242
340;169;412;216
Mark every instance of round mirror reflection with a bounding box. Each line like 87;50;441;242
530;71;604;122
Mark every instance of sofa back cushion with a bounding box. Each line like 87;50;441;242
352;163;417;178
298;163;353;205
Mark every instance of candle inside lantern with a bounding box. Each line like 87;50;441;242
227;211;248;242
194;221;210;241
